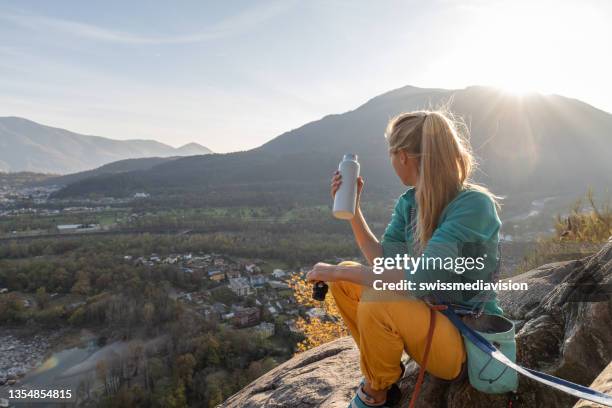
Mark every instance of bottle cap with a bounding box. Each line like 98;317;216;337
343;153;358;161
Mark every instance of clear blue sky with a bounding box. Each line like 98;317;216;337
1;0;611;152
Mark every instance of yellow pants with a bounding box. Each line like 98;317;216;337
329;262;466;391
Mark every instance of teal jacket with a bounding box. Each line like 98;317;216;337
381;186;504;316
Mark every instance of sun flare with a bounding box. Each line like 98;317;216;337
435;1;606;102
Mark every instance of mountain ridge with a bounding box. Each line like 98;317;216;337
50;85;612;202
36;156;180;187
0;116;212;174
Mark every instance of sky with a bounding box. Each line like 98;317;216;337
1;0;611;153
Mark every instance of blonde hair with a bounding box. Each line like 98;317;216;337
384;110;498;250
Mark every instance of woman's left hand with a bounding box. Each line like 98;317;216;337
306;262;340;283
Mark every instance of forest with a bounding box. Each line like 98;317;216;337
0;231;309;407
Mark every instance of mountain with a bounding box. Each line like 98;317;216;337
175;142;212;156
0;116;212;174
36;156;180;187
54;85;612;203
0;171;54;188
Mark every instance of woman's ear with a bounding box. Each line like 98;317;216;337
398;149;408;165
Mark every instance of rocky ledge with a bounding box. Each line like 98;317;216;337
224;238;612;407
0;334;52;386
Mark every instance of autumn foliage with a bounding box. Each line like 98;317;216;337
289;274;348;353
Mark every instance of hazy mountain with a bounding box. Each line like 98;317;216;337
55;85;612;204
0;171;53;188
0;117;212;174
175;143;213;156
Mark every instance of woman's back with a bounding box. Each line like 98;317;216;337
381;186;503;315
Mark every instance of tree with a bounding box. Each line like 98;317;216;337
143;302;155;328
35;286;49;309
0;293;25;323
145;357;164;391
96;359;109;395
71;270;91;295
175;353;196;389
289;274;348;352
161;380;187;408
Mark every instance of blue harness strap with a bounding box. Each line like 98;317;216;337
442;306;612;407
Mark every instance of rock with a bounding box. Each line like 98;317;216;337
574;361;612;407
223;337;360;407
6;369;17;381
224;239;612;407
14;366;26;377
496;260;579;319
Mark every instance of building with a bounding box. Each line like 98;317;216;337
250;274;267;287
245;263;260;274
208;270;225;282
272;269;286;279
212;302;228;315
233;307;260;328
164;256;179;264
229;277;253;296
253;322;275;338
57;224;100;233
268;280;290;290
226;269;241;279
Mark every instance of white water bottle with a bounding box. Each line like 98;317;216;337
333;154;360;220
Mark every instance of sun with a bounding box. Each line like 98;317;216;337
444;1;601;100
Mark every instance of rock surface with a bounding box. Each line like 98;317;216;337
224;239;612;408
0;334;53;387
574;361;612;407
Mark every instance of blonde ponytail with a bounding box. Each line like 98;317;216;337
385;110;498;250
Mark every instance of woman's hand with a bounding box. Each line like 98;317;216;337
306;262;340;283
331;170;365;206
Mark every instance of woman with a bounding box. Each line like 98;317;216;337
307;110;503;407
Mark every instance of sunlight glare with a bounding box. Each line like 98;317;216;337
435;0;606;99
